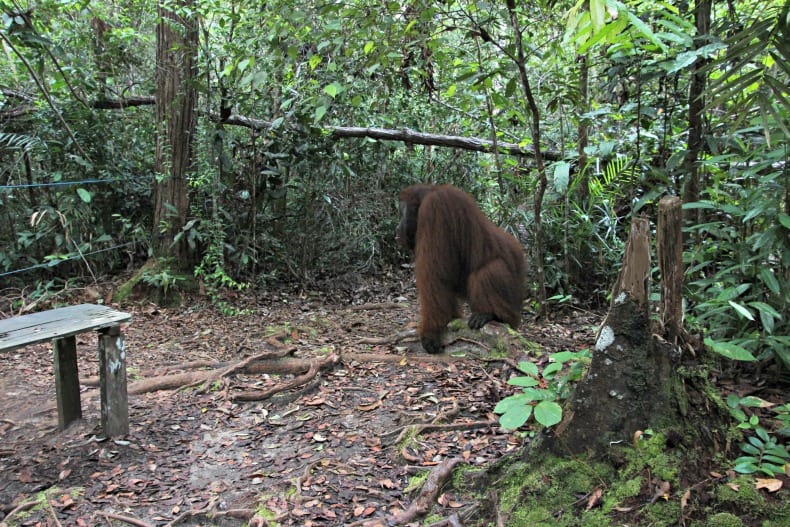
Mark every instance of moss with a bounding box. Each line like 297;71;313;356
579;509;614;527
705;512;745;527
641;500;681;525
623;432;679;483
713;476;767;515
601;476;641;513
507;504;556;526
253;493;281;524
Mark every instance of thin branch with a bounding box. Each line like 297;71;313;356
0;31;92;163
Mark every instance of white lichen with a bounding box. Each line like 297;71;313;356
595;325;615;351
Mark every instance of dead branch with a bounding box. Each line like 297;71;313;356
387;457;465;525
231;353;340;401
0;499;39;524
99;511;154;527
332;126;561;160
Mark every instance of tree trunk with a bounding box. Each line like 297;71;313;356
682;0;711;223
658;196;685;345
152;0;198;264
506;1;548;305
547;216;674;456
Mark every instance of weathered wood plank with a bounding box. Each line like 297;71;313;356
54;335;82;429
0;304;131;352
100;326;129;436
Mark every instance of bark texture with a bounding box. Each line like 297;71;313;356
548;217;673;456
153;1;198;263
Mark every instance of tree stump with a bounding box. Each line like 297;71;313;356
547;216;673;457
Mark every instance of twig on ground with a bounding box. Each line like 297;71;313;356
100;511;155;527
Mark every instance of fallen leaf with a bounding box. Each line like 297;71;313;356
378;478;395;489
586;487;603;511
356;400;381;412
650;480;671;504
680;488;691;509
755;478;783;492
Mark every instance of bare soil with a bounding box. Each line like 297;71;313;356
0;277;599;526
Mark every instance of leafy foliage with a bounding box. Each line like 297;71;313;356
685;144;789;368
495;349;591;430
727;394;790;477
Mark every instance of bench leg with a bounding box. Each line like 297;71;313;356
99;325;129;437
54;336;82;429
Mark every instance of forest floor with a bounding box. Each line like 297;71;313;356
0;274;599;526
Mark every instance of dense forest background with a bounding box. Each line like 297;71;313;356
0;0;788;371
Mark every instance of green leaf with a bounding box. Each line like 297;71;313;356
667;51;699;74
76;188;92;203
778;213;790;229
533;401;563;427
550;351;579;363
727;301;754;321
589;0;605;32
553;161;571;194
705;338;757;361
520;388;555;401
517;361;539;377
758;268;780;294
323;82;343;98
542;362;563;378
445;83;457;98
499;406;532;430
314;106;327;123
738;395;771;408
494;393;532;414
614;0;668;53
508;376;540;387
732;460;758;474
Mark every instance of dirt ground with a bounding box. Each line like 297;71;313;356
0;277;599;526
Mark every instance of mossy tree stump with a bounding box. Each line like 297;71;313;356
546;215;676;456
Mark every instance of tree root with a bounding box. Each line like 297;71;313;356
232;353;339;401
387;457;465;525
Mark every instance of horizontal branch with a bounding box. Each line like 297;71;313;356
2;92;561;160
331;126;562;160
91;95;155;109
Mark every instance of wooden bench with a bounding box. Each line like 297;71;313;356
0;304;131;437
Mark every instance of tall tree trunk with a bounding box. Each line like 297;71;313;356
682;0;711;223
506;0;547;305
153;0;198;265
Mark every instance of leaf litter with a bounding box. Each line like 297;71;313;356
0;278;599;526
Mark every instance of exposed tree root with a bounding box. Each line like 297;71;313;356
387;457;465;525
232;352;339;401
358;328;418;345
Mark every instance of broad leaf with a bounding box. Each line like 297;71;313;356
533;401;563;427
705;338;757;361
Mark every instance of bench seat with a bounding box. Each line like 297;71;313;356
0;304;131;436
